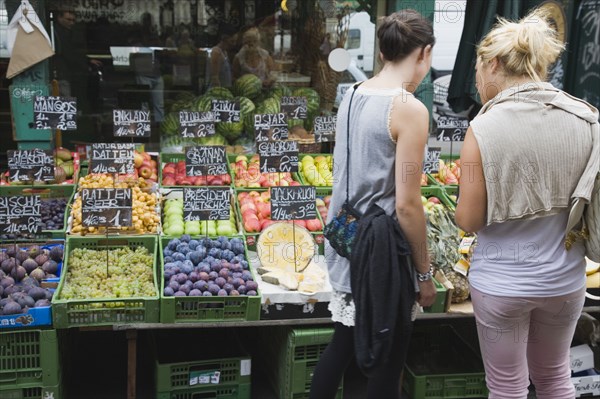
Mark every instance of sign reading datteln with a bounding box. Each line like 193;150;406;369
7;149;55;182
0;195;41;235
423;147;441;174
257;141;299;173
185;146;228;176
280;96;307;120
313;115;337;143
183;187;231;221
254;113;289;142
89;143;135;175
179;111;216;138
270;186;316;220
33;96;77;130
81;188;133;227
211;100;241;123
113;109;151;137
436;116;469;142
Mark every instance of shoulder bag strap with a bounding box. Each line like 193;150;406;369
346;81;364;202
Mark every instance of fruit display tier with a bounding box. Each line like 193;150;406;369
229;154;303;189
52;236;160;328
159;235;261;323
0;241;63;328
160;153;232;188
297;154;334;188
0;185;75;240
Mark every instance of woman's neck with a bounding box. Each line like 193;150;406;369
367;62;420;93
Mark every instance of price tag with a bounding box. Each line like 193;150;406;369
459;236;476;255
423;147;441;173
313;115;337;143
254;113;289;142
212;100;241;123
179;111;216;138
183;187;231;221
33;96;77;130
89;143;135;175
270;186;316;220
280;96;307;120
257;141;299;173
185;146;228;176
7;149;55;182
0;195;41;235
81;188;133;227
453;258;470;277
436;116;469;142
113;109;151;137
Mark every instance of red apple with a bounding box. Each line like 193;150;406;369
244;218;261;233
305;218;322;231
139;166;153;179
134;152;144;168
163;165;176;175
162;177;176;186
292;220;307;229
238;192;249;201
289;181;301;186
241;202;257;214
428;197;441;204
256;202;271;218
261;219;276;231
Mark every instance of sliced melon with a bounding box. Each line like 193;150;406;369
256;222;316;273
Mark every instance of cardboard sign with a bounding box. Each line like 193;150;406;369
270;186;316;220
436;116;469;142
81;188;133;227
423;147;441;174
183;187;231;221
89;143;135;175
254;113;289;142
211;100;241;123
33;96;77;130
280;96;307;120
113;109;151;137
257;141;299;173
313;115;337;143
0;195;41;235
7;149;55;182
179;111;216;138
185;146;228;176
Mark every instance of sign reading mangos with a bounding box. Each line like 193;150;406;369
183;187;231;221
113;109;151;137
270;186;317;220
7;149;55;182
81;188;133;227
90;143;135;175
185;146;228;176
0;195;41;235
257;141;299;173
33;96;77;130
179;111;216;138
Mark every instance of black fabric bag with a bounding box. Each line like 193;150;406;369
324;83;363;259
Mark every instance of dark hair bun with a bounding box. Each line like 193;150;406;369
377;10;435;63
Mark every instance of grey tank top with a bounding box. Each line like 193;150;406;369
326;85;412;293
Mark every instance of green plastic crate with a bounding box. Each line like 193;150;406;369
0;185;75;239
152;329;251;398
297;154;334;189
421;186;455;211
0;382;61;399
156;383;250;399
52;236;160;328
261;327;342;399
233;190;325;254
159;236;261;323
0;329;59;390
403;325;487;399
160;153;233;188
443;185;459;206
423;277;448;313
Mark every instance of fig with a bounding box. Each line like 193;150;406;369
22;258;39;274
2;301;22;315
1;276;15;289
15;250;29;264
5;245;18;258
0;252;8;263
49;246;63;262
29;268;46;282
1;259;17;274
34;299;51;307
27;245;42;258
16;295;35;309
10;266;26;282
34;254;48;266
28;286;47;301
42;260;58;275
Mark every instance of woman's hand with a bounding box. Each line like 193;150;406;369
416;279;437;307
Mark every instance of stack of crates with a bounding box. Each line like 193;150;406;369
259;326;343;399
0;328;62;398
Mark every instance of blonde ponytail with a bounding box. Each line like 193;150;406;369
477;8;564;81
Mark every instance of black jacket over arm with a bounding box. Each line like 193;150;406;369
350;204;416;376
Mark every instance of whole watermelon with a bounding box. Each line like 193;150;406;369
292;87;320;115
205;87;234;100
161;112;179;136
233;74;263;101
194;95;213;112
266;84;292;101
216;96;255;143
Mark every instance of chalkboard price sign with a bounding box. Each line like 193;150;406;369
280;96;307;120
89;143;135;175
254;113;289;142
113;109;151;137
270;186;317;220
81;188;133;227
212;100;241;123
185;146;228;176
423;147;441;174
7;149;55;182
33;96;77;130
0;195;41;235
183;187;231;221
257;141;299;173
179;111;216;138
436;116;469;142
313;115;337;143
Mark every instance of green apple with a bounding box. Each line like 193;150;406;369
217;224;235;236
165;223;184;236
185;220;201;235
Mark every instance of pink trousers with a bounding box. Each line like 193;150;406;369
471;285;586;399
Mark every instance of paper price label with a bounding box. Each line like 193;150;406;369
257;141;299;173
254;113;289;142
423;147;441;174
280;96;307;120
313;115;337;143
212;100;241;123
